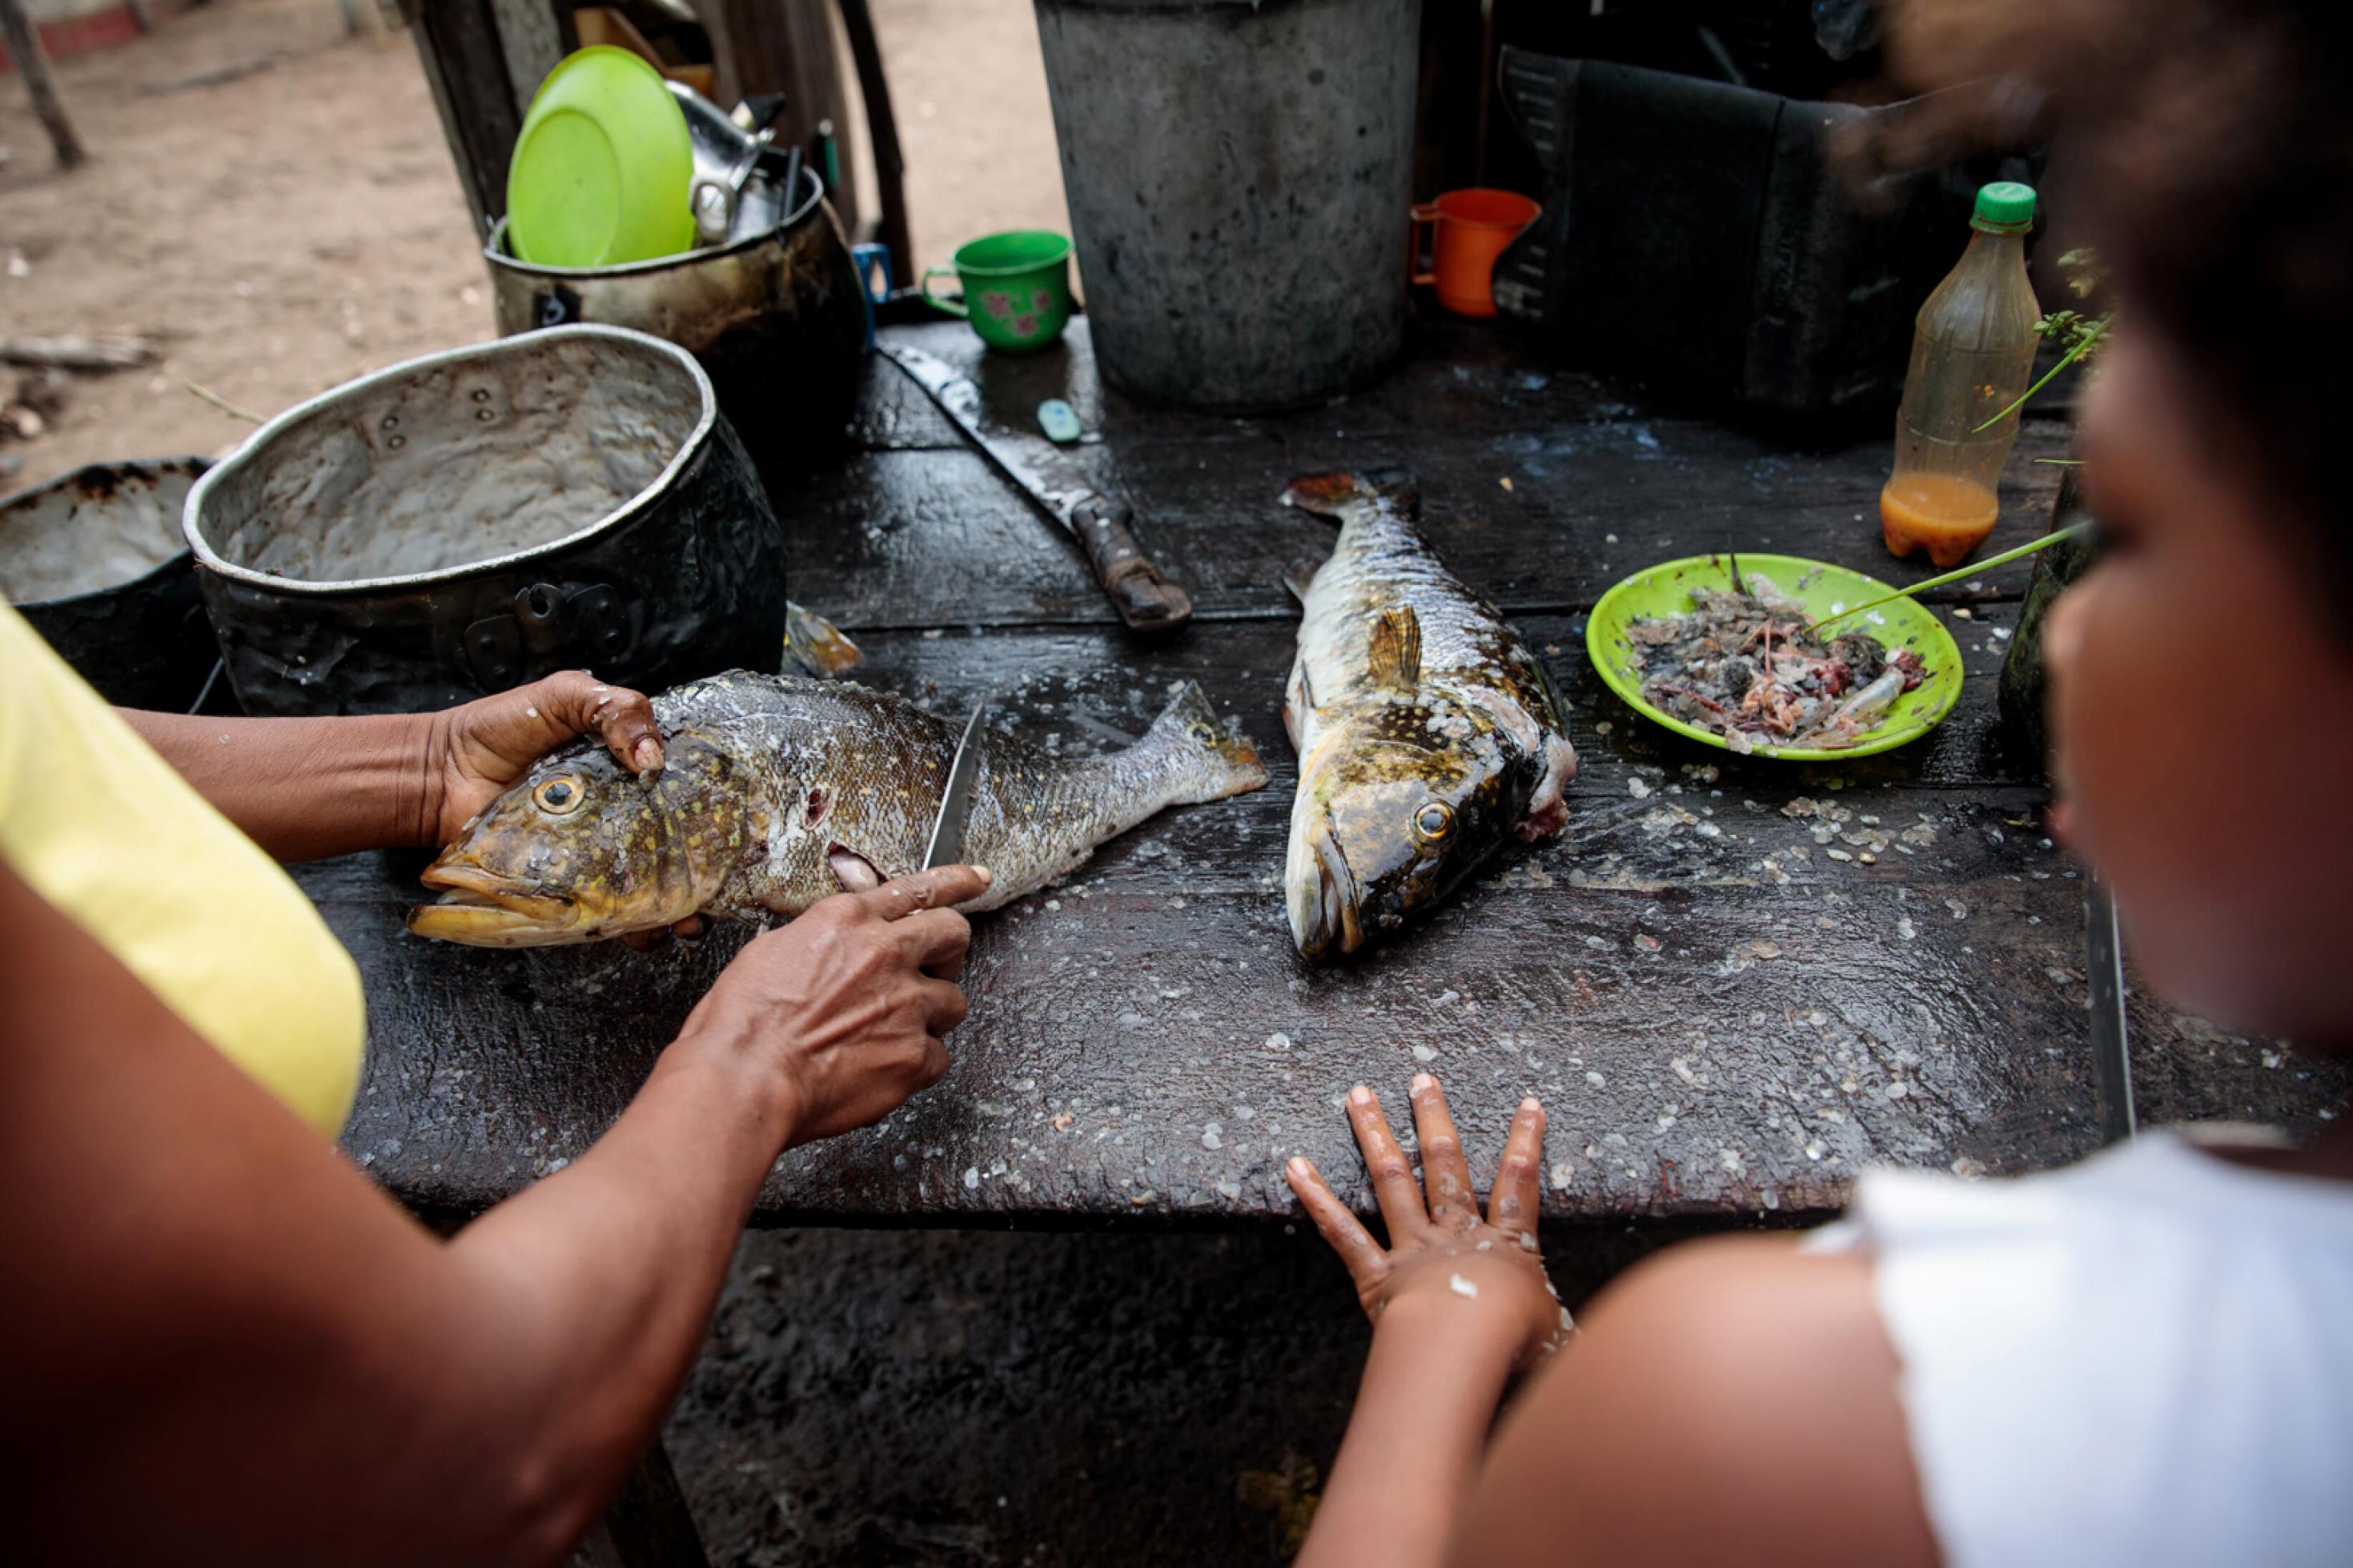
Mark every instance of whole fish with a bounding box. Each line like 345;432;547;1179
411;672;1267;947
1280;469;1577;960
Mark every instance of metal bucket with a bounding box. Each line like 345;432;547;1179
1034;0;1423;411
183;326;783;717
482;161;866;503
2;456;216;710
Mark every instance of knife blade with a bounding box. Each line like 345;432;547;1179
881;341;1194;633
922;700;990;871
2086;873;2137;1144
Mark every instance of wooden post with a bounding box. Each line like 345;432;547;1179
0;0;88;170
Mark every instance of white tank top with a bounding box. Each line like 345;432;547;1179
1814;1129;2353;1568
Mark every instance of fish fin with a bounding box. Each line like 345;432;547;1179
1367;605;1422;689
827;844;881;892
1282;556;1322;604
1279;467;1421;519
1145;681;1269;802
785;601;863;678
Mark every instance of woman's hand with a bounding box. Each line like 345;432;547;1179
424;670;665;847
1288;1075;1570;1372
676;864;990;1147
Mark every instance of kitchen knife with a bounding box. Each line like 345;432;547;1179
2086;873;2138;1145
881;341;1195;633
922;700;990;871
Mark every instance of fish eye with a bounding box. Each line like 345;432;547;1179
1412;801;1453;842
532;776;585;816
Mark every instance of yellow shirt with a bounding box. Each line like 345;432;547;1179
0;602;364;1137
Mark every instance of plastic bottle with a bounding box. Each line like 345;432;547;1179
1880;182;2041;568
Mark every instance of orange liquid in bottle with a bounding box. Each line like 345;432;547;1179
1880;473;1999;568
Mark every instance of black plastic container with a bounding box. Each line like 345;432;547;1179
182;327;784;717
1492;50;2037;427
2;457;217;710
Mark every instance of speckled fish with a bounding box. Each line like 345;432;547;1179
409;672;1267;947
1280;469;1577;960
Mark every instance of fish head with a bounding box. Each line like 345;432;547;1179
408;732;749;947
1286;704;1520;960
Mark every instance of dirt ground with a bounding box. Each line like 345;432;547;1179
0;0;1064;493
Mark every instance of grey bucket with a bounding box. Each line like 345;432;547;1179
1033;0;1422;411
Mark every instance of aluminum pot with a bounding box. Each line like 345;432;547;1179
482;161;866;505
2;456;216;710
183;327;783;717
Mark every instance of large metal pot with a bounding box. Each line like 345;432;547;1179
483;161;866;504
2;456;216;710
183;327;782;717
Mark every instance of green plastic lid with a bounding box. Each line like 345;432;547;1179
506;48;694;268
1972;181;2037;233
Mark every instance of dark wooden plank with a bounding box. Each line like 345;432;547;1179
401;0;531;239
805;323;2070;631
323;619;2341;1227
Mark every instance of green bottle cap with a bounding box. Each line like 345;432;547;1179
1972;181;2037;233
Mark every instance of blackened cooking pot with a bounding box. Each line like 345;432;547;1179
2;456;216;710
182;327;783;717
482;159;866;507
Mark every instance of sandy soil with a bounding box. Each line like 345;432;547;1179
0;0;1065;494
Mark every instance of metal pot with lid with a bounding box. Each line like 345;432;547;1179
183;326;783;717
2;456;217;711
483;94;868;504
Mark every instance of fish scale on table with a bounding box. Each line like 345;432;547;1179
409;672;1267;947
1279;468;1578;960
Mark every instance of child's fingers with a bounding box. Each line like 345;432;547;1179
1486;1096;1548;1234
1346;1084;1428;1238
1407;1073;1476;1229
1287;1157;1385;1281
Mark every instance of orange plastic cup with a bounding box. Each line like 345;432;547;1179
1410;188;1541;317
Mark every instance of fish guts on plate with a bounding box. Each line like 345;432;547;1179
1279;470;1578;960
411;672;1267;947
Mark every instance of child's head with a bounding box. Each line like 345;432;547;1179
1889;0;2353;1045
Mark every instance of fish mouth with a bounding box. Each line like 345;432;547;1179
1287;827;1363;962
409;861;582;946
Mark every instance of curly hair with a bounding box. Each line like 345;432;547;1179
1880;0;2352;573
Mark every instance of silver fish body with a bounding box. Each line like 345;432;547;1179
1280;470;1577;959
411;672;1266;946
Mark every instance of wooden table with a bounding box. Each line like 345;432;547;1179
305;317;2340;1231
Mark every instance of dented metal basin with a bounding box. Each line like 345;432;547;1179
2;456;216;710
183;326;782;717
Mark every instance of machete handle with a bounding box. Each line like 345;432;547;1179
1072;497;1193;632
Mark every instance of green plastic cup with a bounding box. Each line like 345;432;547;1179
920;231;1074;352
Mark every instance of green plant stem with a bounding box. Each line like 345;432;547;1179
1973;315;2111;432
1809;522;2090;632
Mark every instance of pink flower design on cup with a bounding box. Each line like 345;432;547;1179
982;291;1015;320
1032;290;1054;311
1013;314;1038;336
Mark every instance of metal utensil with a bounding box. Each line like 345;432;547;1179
922;700;990;870
2086;873;2137;1144
880;342;1194;633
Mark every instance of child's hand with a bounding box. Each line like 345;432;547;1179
1287;1075;1571;1372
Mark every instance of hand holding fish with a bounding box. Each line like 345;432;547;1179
1287;1076;1567;1369
422;670;667;848
679;863;991;1148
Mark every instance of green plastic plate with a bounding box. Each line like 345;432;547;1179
1584;554;1966;761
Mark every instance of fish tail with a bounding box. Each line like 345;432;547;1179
1279;467;1420;520
1143;682;1268;803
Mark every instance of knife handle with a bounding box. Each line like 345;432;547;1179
1072;497;1194;632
